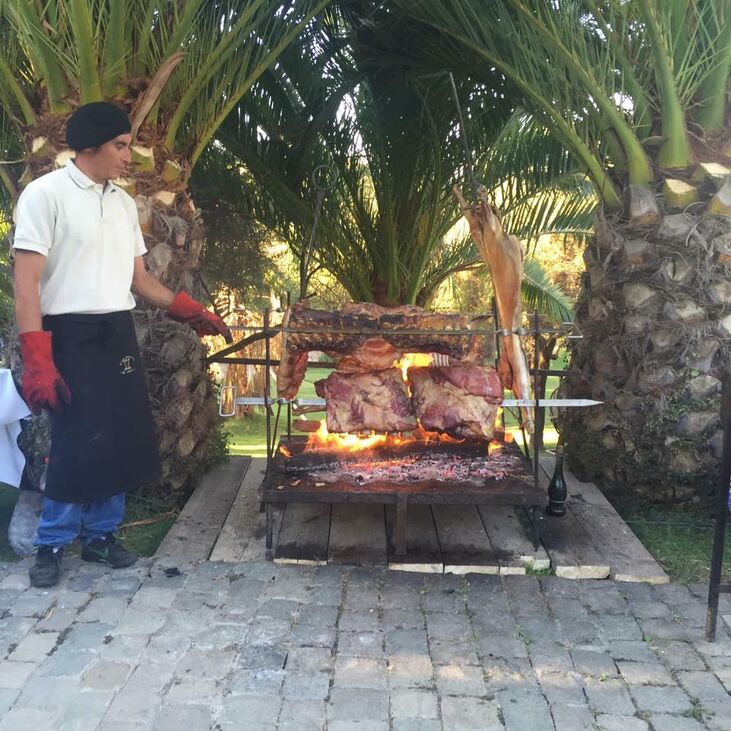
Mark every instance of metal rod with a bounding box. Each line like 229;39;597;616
706;370;731;640
264;308;272;474
533;311;540;501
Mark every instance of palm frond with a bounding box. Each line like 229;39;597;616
521;258;574;325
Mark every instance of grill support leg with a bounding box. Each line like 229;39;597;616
395;495;408;556
531;506;543;551
265;502;273;561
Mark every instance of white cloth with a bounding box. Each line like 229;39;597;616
0;370;31;487
12;160;146;315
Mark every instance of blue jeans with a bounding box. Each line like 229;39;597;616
34;494;126;548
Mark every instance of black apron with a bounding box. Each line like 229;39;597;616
43;311;161;503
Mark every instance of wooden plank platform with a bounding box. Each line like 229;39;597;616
478;505;550;573
538;454;669;584
274;503;330;565
385;504;442;573
328;503;387;566
433;505;501;575
155;456;250;566
206;452;668;583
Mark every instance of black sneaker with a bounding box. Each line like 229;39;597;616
29;546;63;587
81;534;137;568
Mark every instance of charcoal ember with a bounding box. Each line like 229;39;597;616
408;365;502;440
315;368;417;433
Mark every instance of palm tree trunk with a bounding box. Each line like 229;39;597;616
562;200;731;499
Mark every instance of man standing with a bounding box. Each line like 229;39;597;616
13;102;232;587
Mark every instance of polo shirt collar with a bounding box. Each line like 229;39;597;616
65;160;119;192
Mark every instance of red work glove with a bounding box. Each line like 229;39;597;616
19;331;72;415
167;292;233;343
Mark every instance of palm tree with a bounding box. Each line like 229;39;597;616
392;0;731;497
0;0;331;492
202;10;595;311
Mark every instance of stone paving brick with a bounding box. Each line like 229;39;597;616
58;621;115;651
255;598;300;621
608;640;658;664
498;688;554;731
76;595;129;623
0;573;30;592
571;648;618;678
595;714;650;730
648;715;706;731
0;660;35;688
53;689;113;731
424;611;471;639
639;617;703;642
0;706;60;731
33;607;77;633
286;646;332;673
629;684;693;714
529;642;575;675
538;670;586;706
701;699;731;730
391;720;441;731
333;656;387;689
291;622;336;648
338;610;381;632
475;632;529;660
176;648;236;681
626;601;673;619
327;721;389;731
389;688;439;719
144;632;192;660
344;588;380;613
386;653;434;689
616;660;676;685
548;702;594;731
337;630;384;658
379;588;422;612
81;659;132;690
278;698;326;731
385;628;429;655
164;676;219;704
597;614;644;641
35;647;94;677
297;603;339;626
194;623;246;650
282;670;331;700
558;617;603;645
483;657;537;691
6;591;55;618
100;632;149;662
14;674;79;708
434;662;487;696
114;607;168;635
382;608;423;630
102;660;177;725
150;703;212;731
238;643;288;671
654;640;706;670
9;631;58;662
128;586;179;609
0;685;17;713
677;669;730;701
440;696;503;731
429;638;480;666
421;587;465;614
222;693;282;725
228;668;284;696
327;687;389;722
584;677;635;715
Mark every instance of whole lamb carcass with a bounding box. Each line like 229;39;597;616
453;186;534;433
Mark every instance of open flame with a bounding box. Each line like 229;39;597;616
394;352;433;381
302;420;465;453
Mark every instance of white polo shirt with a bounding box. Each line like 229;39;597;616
12;160;146;315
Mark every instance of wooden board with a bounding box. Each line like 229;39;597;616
385;504;442;573
155;456;250;565
274;503;331;565
538;453;668;584
433;504;500;575
478;505;549;573
328;503;387;566
210;458;269;562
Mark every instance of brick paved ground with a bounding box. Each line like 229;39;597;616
1;555;730;730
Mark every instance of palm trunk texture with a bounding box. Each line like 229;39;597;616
561;194;731;499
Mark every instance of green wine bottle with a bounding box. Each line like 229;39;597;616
546;444;567;517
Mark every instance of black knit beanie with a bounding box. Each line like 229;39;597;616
66;102;131;151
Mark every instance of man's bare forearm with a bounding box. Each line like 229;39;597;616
14;250;45;333
132;264;175;309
